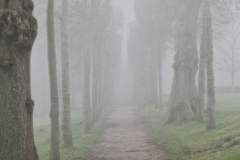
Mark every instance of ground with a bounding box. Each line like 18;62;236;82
91;106;168;160
137;94;240;160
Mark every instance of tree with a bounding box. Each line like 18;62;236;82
204;0;216;130
196;3;206;123
215;1;240;93
131;0;174;109
61;0;73;147
47;0;60;159
165;0;202;125
0;0;38;159
82;0;92;134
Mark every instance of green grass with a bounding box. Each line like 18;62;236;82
137;94;240;160
34;106;112;160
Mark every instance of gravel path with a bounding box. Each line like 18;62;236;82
91;106;169;160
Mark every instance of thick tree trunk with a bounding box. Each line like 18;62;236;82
47;0;60;159
165;0;202;125
197;6;206;123
61;0;73;147
0;0;38;159
204;0;216;130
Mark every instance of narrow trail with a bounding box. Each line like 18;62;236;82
91;106;169;160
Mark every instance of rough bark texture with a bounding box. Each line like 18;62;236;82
0;0;38;159
197;5;206;123
204;0;216;130
61;0;73;147
47;0;60;159
165;0;202;125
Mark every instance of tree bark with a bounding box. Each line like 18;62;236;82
158;51;163;110
197;5;206;123
82;45;91;133
204;0;216;130
91;46;99;125
61;0;73;147
47;0;60;159
165;0;202;125
0;0;38;159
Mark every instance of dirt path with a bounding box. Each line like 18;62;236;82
91;106;169;160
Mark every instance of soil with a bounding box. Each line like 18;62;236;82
91;106;169;160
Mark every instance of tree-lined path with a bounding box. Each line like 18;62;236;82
91;106;169;160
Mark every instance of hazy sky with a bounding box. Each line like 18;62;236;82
113;0;240;94
114;0;135;23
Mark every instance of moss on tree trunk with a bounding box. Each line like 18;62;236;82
0;0;38;159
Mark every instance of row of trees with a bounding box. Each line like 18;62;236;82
128;0;239;130
0;0;123;159
128;0;174;110
48;0;124;159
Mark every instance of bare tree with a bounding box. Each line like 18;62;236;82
215;1;240;93
131;0;174;109
0;0;38;159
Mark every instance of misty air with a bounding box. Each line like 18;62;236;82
0;0;240;160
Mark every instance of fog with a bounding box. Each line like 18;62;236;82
29;0;240;118
2;0;240;159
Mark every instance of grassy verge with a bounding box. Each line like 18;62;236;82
137;94;240;160
34;106;112;160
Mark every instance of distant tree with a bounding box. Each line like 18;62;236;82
0;0;38;159
82;0;93;134
131;0;174;109
164;0;202;125
61;0;73;147
47;0;60;159
215;1;240;93
101;7;124;109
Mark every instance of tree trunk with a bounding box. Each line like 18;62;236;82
61;0;73;147
82;45;91;133
142;48;155;106
101;54;108;110
165;0;202;125
158;51;163;110
91;47;99;125
0;0;38;159
231;70;234;93
97;56;103;117
47;0;60;159
204;0;216;130
197;5;206;123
